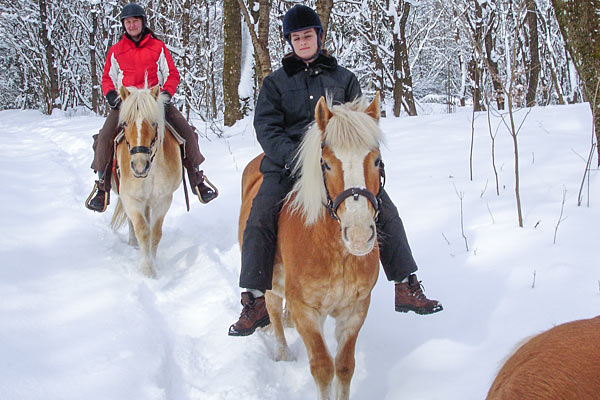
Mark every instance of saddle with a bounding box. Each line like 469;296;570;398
85;122;197;212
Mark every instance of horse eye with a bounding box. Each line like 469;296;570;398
122;122;128;127
151;122;158;127
375;158;381;167
322;161;331;171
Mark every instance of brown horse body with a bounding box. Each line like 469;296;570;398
111;85;182;278
487;316;600;400
240;95;383;399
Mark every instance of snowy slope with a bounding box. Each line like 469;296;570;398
0;103;598;400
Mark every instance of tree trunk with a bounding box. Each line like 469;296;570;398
392;0;416;117
223;0;243;126
471;0;484;112
237;0;271;89
483;11;504;110
552;0;600;164
316;0;333;43
38;0;59;113
525;0;540;107
89;6;100;114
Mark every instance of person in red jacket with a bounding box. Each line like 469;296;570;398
86;3;217;212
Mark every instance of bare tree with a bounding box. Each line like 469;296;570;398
38;0;59;113
525;0;540;107
223;0;243;126
552;0;600;164
237;0;271;88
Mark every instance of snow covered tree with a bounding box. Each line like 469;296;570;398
552;0;600;164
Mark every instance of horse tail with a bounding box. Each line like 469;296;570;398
111;197;127;231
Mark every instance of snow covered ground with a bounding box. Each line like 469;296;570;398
1;102;598;400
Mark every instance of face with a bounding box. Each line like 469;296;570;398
123;16;143;40
290;28;319;61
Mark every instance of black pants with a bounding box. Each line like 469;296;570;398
239;172;418;292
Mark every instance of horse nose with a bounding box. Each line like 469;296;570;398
130;159;151;177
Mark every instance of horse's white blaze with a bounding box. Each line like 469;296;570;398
336;147;376;256
136;116;143;146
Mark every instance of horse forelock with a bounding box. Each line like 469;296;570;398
119;87;166;145
287;96;383;226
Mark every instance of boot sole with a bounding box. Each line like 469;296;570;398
228;315;271;337
395;304;443;315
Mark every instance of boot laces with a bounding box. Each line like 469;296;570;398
410;281;427;299
240;299;256;320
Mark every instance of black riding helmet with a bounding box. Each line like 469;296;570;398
120;3;147;26
282;5;323;47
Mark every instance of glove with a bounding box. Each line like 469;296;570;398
106;90;121;110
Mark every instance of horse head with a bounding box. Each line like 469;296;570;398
289;92;383;256
119;85;165;178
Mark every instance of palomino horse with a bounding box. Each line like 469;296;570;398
239;94;384;400
487;316;600;399
110;85;182;278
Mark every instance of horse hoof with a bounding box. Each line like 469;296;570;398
275;347;295;362
141;265;156;279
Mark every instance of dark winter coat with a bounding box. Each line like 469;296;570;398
254;51;362;174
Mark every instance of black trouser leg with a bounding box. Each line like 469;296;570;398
377;189;418;282
239;172;293;292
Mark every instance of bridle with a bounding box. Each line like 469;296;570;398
320;144;386;223
123;121;159;163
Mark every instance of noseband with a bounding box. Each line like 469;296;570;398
124;125;159;162
321;147;386;223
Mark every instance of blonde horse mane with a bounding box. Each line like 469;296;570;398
119;86;168;146
287;96;383;226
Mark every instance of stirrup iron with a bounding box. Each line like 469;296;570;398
196;175;219;204
85;181;109;212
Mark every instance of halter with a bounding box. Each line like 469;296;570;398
320;143;386;223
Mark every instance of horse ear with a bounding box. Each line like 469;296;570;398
151;86;160;100
315;96;332;133
120;86;130;101
365;91;381;122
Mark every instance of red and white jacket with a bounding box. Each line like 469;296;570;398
101;33;180;97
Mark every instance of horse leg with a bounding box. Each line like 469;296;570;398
149;196;173;258
333;298;371;400
292;304;333;400
128;210;155;278
265;291;293;361
127;219;138;247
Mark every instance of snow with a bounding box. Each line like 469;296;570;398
0;102;598;400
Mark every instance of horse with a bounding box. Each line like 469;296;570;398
239;93;384;400
110;85;182;278
486;316;600;399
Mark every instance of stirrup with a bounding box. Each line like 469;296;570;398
196;175;219;204
85;181;109;212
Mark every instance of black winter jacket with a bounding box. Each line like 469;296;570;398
254;51;362;174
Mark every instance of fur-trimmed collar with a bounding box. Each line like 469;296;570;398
282;50;338;76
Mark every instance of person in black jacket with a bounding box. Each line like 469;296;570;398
228;4;442;337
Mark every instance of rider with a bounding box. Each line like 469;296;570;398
87;3;217;212
229;4;443;336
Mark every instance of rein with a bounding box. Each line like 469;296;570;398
320;145;386;223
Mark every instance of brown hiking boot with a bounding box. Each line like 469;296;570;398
228;292;270;336
395;274;443;315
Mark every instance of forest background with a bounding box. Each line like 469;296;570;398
1;0;598;147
